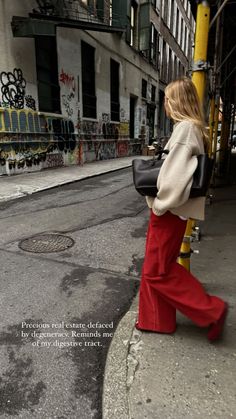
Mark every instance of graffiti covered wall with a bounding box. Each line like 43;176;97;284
0;62;143;175
0;104;142;176
0;105;79;175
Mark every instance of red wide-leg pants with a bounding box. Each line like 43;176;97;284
137;211;225;333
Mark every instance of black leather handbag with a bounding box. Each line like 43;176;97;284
132;150;213;198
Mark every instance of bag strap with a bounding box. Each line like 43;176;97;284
155;149;169;160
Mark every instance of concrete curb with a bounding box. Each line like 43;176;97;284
0;163;131;203
0;156;151;203
102;296;138;419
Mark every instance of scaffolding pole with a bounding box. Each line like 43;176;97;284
178;1;210;271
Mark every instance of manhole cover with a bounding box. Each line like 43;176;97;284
19;233;74;253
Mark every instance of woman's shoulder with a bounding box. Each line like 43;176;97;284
170;120;196;144
174;120;198;132
169;120;203;152
174;120;202;140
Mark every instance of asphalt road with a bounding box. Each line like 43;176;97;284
0;168;149;419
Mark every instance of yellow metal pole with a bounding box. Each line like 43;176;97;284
192;2;210;103
178;1;210;270
178;218;194;271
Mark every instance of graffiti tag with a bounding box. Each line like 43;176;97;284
59;69;76;91
0;68;26;109
25;95;36;111
62;94;73;117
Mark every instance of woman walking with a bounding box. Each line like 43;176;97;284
136;77;228;342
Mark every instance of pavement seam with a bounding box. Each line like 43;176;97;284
0;247;142;281
0;208;147;245
58;208;147;235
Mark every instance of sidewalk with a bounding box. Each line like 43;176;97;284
103;180;236;418
0;156;146;202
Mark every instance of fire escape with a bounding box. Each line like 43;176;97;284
11;0;126;37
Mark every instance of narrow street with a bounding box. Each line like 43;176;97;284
0;168;148;419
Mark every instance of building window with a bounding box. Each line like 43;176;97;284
130;4;135;46
174;55;177;79
187;28;191;58
81;41;97;118
151;0;161;10
80;0;96;14
164;1;168;24
176;8;179;41
183;24;186;54
80;0;94;10
159;36;163;73
139;3;150;59
35;36;60;113
110;59;120;121
170;0;174;33
184;26;188;56
168;48;173;81
161;40;167;82
151;85;156;103
178;60;181;77
96;0;105;21
180;17;183;47
162;1;165;19
139;5;159;67
167;0;171;28
150;24;159;67
128;0;138;47
187;2;191;19
142;79;147;98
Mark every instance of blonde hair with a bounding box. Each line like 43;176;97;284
165;77;210;151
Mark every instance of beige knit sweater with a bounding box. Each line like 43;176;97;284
146;120;206;220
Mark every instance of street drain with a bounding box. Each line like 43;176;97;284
19;233;74;253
